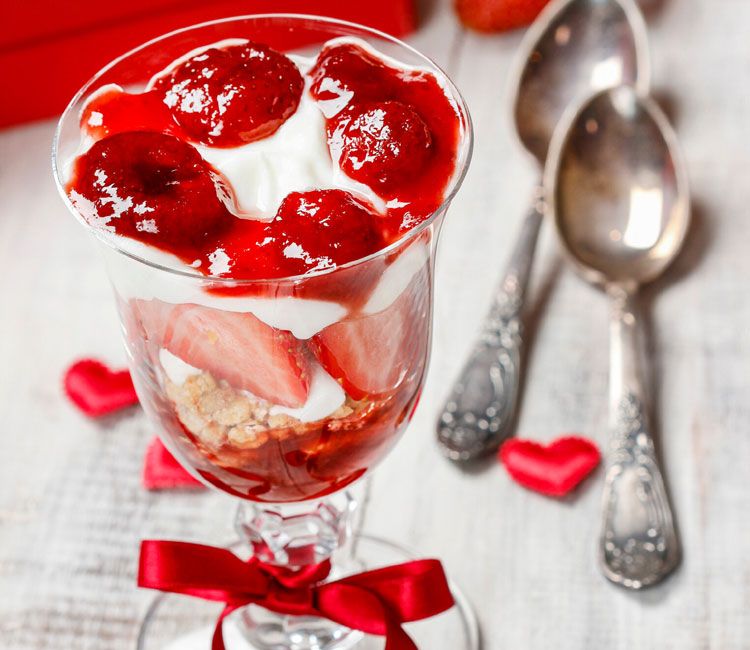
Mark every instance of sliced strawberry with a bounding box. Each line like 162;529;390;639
165;305;310;407
310;260;430;399
131;299;310;407
131;298;175;345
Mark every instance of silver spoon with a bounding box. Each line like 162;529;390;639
546;85;689;589
437;0;649;461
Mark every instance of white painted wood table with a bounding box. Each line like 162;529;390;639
1;1;749;648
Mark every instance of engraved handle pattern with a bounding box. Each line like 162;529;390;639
599;289;680;589
437;194;544;461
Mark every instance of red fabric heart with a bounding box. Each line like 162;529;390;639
143;438;204;490
63;359;139;417
499;436;601;497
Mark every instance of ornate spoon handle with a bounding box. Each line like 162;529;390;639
599;287;680;589
437;191;545;461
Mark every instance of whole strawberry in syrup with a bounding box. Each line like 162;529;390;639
152;41;304;147
256;189;385;278
309;40;457;223
308;42;394;116
331;101;433;192
69;131;231;250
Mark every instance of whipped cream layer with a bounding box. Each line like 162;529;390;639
105;220;429;340
269;363;345;422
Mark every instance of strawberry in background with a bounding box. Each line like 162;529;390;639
455;0;550;32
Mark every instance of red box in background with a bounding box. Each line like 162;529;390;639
0;0;417;129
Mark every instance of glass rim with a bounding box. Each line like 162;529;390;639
52;12;474;285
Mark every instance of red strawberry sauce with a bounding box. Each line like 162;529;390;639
68;39;460;285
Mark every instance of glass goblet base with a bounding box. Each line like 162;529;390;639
136;533;479;650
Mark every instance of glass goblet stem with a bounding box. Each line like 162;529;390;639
231;491;362;650
235;490;358;567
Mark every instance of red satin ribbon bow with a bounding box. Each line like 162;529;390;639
138;540;455;650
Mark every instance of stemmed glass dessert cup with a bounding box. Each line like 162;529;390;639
53;14;474;650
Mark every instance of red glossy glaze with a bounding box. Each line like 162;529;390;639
80;86;179;140
69;39;460;282
69;138;385;281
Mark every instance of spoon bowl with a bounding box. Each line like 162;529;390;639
512;0;649;164
549;86;690;287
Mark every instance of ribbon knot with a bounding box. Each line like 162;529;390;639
254;557;327;615
138;540;454;650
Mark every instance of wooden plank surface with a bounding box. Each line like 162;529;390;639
1;1;749;648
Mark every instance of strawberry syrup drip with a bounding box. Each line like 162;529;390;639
81;86;181;141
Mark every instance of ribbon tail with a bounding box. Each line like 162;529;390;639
212;603;242;650
383;616;419;650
